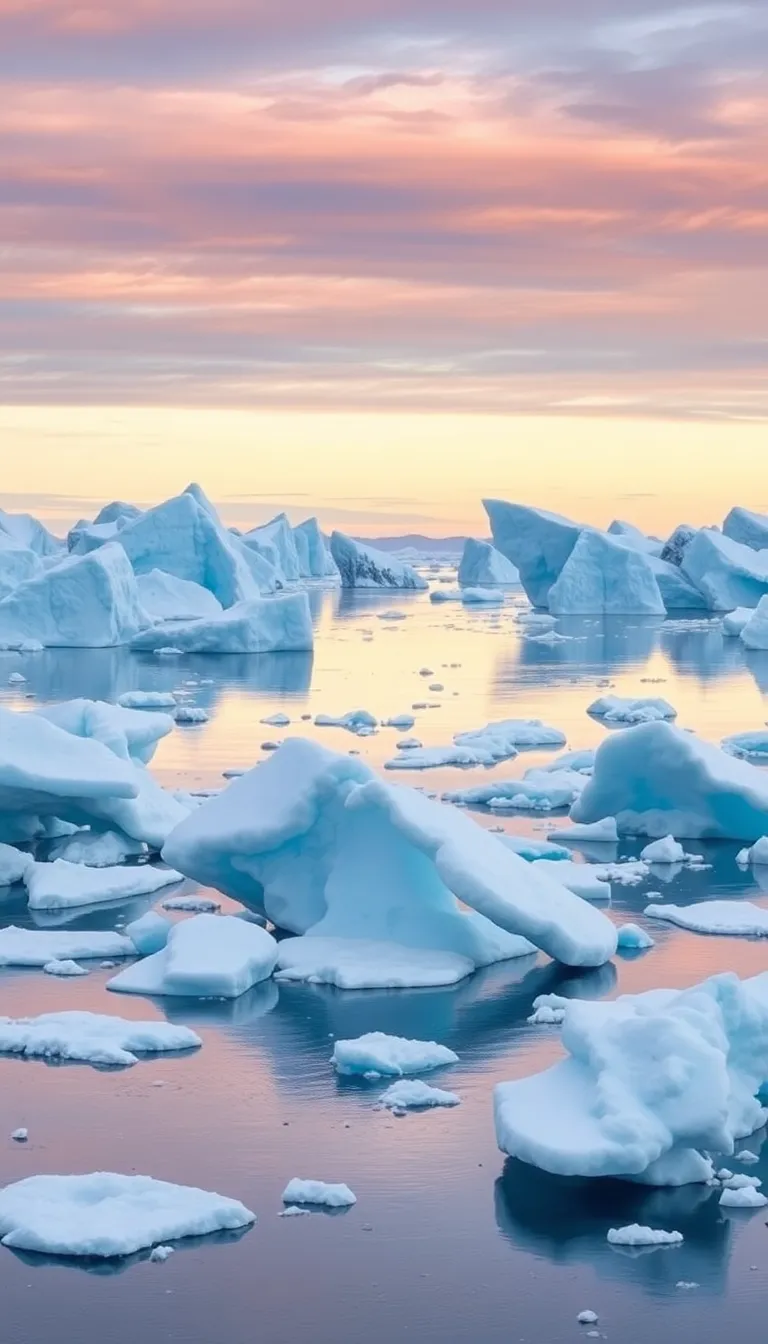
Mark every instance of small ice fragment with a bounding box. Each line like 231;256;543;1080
719;1186;767;1208
278;1205;310;1217
577;1311;598;1325
11;1128;28;1142
281;1179;356;1208
607;1224;682;1246
149;1245;174;1262
43;959;88;977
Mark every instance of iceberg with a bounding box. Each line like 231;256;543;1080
378;1080;460;1110
458;539;518;586
386;717;564;770
0;842;34;886
315;709;377;733
0;926;133;967
736;837;768;865
719;1185;767;1208
242;514;301;583
107;914;278;999
293;517;338;579
112;490;277;606
645;900;768;938
24;859;183;911
39;697;173;765
0;1010;200;1067
607;1225;682;1247
606;521;663;557
0;705;138;819
739;595;768;649
640;836;685;864
130;592;312;654
0;544;146;648
548;530;665;616
164;738;617;969
0;506;61;557
136;569;223;624
660;524;697;567
494;970;768;1185
0;540;41;601
571;720;768;840
445;766;588;812
126;910;171;955
588;695;676;725
330;532;427;590
460;587;505;605
281;1179;356;1209
723;506;768;552
331;1032;458;1077
483;500;581;607
275;937;476;988
0;1173;254;1258
681;530;768;610
722;607;752;636
616;923;654;950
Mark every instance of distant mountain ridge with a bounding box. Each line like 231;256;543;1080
353;534;470;554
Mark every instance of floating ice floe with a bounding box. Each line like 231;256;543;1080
386;718;565;771
330;533;427;590
0;1173;255;1258
24;859;182;912
458;538;518;587
382;714;415;730
723;731;768;761
44;959;88;976
282;1179;356;1209
378;1080;460;1110
126;911;171;955
445;766;588;812
719;1186;767;1208
39;697;174;766
332;1032;458;1077
315;709;378;734
722;607;753;637
131;592;313;654
47;830;148;867
740;595;768;649
736;837;768;865
571;721;768;840
645;900;768;938
275;937;475;988
588;695;677;725
0;1010;200;1067
607;1225;682;1247
548;817;618;844
107;914;277;999
163;738;618;975
429;588;462;603
640;836;685;864
260;712;291;727
529;859;610;901
498;834;572;861
0;843;34;886
136;569;223;624
0;926;133;967
117;691;178;710
494;970;768;1185
616;923;655;950
460;587;505;605
162;895;221;913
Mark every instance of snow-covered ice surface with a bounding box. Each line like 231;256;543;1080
0;1010;200;1066
107;914;278;999
281;1179;356;1208
0;926;133;965
378;1079;461;1110
332;1033;459;1077
0;1173;254;1257
25;859;182;910
5;556;768;1339
607;1225;683;1247
645;900;768;938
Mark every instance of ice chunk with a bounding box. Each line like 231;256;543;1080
163;738;616;967
49;830;149;869
645;900;768;938
107;914;277;999
445;767;587;812
660;524;697;567
0;541;42;601
293;517;338;579
740;595;768;649
332;1032;458;1077
11;1129;27;1142
460;587;504;605
0;705;139;821
498;834;572;861
44;959;88;976
577;1311;598;1324
281;1179;356;1209
261;712;291;727
722;731;768;760
386;718;564;770
378;1080;460;1110
571;720;768;840
136;569;223;624
607;1225;682;1246
681;529;768;610
616;924;654;950
483;500;581;607
0;544;146;648
131;592;313;654
149;1244;174;1261
242;513;301;583
723;506;768;552
549;530;665;616
0;507;61;557
173;706;209;724
111;490;276;606
722;607;753;637
588;695;676;724
548;818;618;843
39;697;173;765
719;1185;767;1208
0;842;34;886
126;911;172;956
275;937;476;989
0;1010;200;1066
25;860;182;911
315;709;378;733
162;895;221;913
458;538;518;586
736;837;768;865
117;691;178;710
495;970;768;1184
0;926;133;966
0;1173;254;1257
383;714;415;730
429;588;462;603
330;532;427;590
640;836;685;864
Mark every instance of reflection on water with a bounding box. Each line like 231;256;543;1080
3;587;768;1343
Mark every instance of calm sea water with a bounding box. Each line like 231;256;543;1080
1;582;767;1344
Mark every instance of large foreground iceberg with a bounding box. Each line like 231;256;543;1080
0;1174;254;1258
0;544;146;648
330;532;427;590
494;971;768;1185
164;739;617;973
130;592;313;654
571;720;768;840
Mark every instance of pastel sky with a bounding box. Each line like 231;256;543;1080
1;0;766;536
